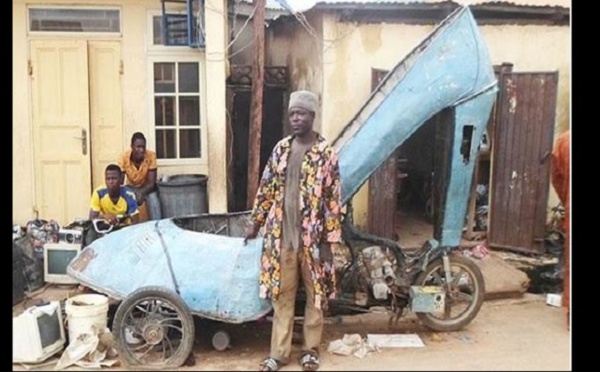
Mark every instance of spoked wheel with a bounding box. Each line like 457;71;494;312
414;253;485;332
112;286;195;369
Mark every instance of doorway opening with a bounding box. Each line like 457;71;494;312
228;87;286;212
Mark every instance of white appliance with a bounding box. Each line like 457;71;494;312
43;242;81;285
12;301;66;363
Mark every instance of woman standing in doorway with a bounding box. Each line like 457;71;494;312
118;132;160;222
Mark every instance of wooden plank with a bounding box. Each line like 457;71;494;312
247;0;266;209
367;68;397;239
490;73;515;245
507;73;530;248
518;74;538;249
533;72;559;250
368;155;397;239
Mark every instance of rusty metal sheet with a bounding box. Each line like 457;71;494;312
488;71;558;254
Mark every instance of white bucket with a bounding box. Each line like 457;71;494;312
65;294;109;342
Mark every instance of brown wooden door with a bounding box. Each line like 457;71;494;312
488;72;558;254
367;69;397;239
368;154;398;239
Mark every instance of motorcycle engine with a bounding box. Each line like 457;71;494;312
361;246;397;300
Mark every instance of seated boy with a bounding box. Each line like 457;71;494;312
89;164;140;226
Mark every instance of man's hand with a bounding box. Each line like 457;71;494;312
243;224;260;245
104;213;119;226
134;189;146;206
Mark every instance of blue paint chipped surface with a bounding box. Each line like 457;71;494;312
70;219;272;323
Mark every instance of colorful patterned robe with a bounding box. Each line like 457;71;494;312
250;133;342;309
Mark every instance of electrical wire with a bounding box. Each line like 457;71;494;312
228;33;257;58
227;1;258;51
205;1;258;60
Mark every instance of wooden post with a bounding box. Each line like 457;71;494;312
246;0;266;209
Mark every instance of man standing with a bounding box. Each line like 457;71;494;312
244;91;342;371
550;129;570;329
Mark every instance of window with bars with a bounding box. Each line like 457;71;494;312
153;62;202;160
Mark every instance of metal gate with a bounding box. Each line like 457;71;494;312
488;71;559;254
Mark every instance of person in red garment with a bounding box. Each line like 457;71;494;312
550;129;570;330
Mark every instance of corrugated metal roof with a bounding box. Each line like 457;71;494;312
316;0;434;3
314;0;570;8
240;0;570;13
266;0;286;9
456;0;569;6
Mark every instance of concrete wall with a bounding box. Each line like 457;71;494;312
12;2;34;224
205;0;229;213
266;13;324;133
12;0;229;225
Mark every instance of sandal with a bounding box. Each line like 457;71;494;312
259;357;283;371
299;351;320;371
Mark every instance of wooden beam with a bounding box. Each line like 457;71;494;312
247;0;265;209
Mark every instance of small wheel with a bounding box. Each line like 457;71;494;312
112;286;195;368
212;330;230;351
414;253;485;332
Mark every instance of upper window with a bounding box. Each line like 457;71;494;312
28;8;120;33
153;62;202;160
152;15;188;46
158;0;205;48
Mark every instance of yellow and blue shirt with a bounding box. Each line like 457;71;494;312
90;185;139;220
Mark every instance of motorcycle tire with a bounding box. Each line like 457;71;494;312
414;253;485;332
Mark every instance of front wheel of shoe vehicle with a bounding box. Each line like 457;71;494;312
112;286;195;369
414;253;485;332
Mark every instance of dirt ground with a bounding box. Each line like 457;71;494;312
12;289;571;371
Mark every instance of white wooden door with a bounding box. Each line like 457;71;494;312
30;39;92;224
30;39;123;225
88;41;123;189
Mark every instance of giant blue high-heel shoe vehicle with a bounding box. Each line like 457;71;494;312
68;6;498;368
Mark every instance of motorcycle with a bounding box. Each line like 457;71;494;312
326;203;485;332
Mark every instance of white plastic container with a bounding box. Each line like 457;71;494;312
65;294;109;342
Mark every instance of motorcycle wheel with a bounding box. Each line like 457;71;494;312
414;253;485;332
112;286;195;369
